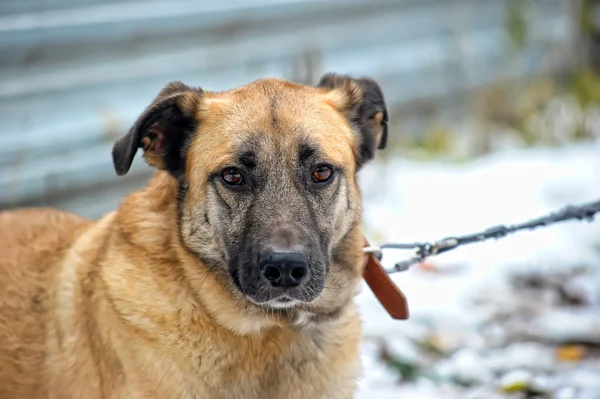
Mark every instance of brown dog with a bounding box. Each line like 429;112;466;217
0;73;388;399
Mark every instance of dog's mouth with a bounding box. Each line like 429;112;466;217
240;286;316;309
262;295;299;309
230;268;324;309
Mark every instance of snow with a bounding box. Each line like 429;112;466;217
354;141;600;398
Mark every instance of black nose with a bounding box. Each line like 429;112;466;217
259;251;309;289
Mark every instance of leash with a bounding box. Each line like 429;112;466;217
362;198;600;320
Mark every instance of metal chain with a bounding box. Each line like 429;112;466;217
365;199;600;273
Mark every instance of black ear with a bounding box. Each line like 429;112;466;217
317;73;389;168
112;81;203;177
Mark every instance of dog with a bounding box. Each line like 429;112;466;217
0;72;389;399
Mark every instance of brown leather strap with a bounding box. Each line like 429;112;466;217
362;239;409;319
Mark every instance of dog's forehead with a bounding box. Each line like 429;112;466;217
187;78;357;175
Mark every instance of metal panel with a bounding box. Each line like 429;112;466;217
0;0;575;218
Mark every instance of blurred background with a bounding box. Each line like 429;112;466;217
2;0;600;398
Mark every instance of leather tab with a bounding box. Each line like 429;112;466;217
362;239;409;319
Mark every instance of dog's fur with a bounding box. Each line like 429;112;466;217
0;74;388;399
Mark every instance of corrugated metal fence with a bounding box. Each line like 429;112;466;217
0;0;575;218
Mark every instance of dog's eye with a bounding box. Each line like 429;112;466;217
311;165;333;183
221;168;244;186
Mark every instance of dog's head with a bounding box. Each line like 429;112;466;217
112;74;388;317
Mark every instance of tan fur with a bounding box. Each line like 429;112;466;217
0;77;375;399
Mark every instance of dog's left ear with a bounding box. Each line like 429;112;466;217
317;73;389;168
112;81;204;177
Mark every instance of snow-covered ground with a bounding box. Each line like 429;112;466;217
355;141;600;398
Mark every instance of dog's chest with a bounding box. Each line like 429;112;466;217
178;326;359;399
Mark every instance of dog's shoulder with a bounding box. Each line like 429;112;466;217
1;207;90;241
0;208;92;274
0;207;91;276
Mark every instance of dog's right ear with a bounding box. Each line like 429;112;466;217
112;81;204;177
